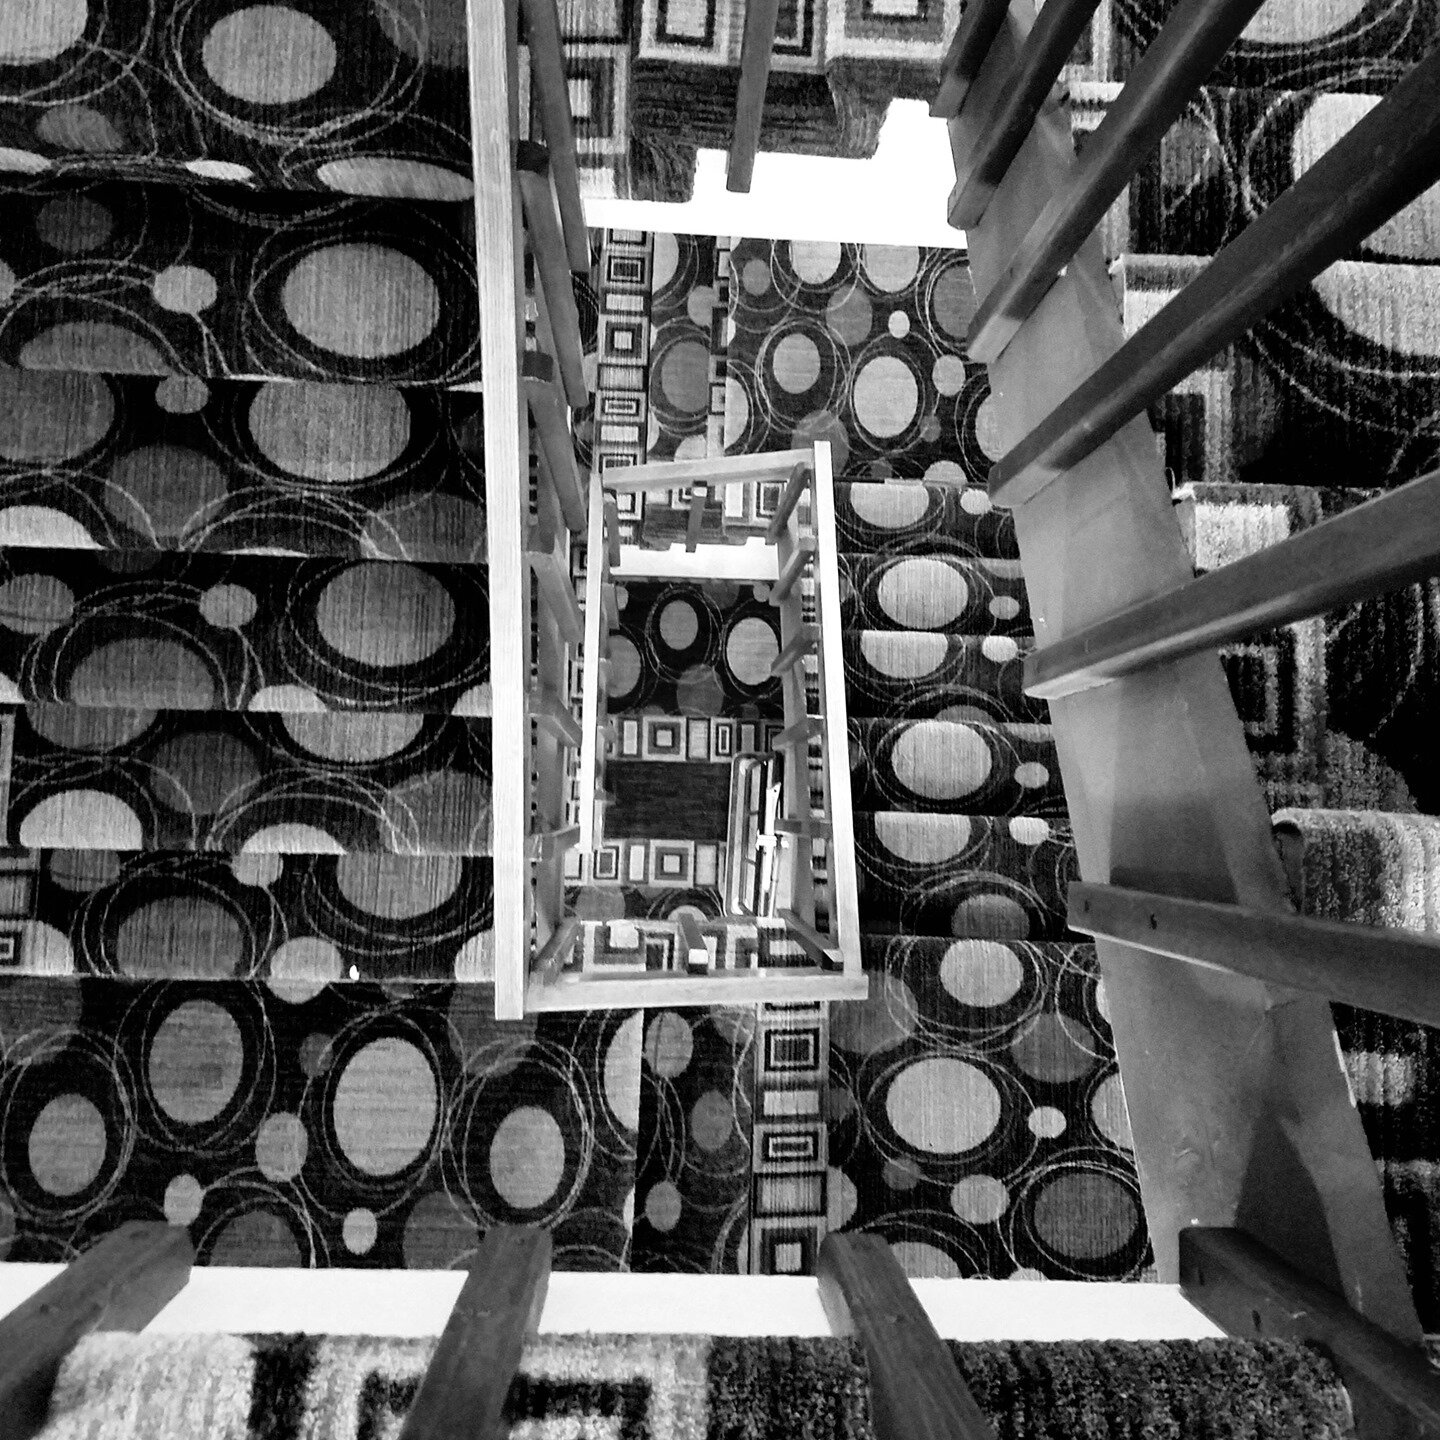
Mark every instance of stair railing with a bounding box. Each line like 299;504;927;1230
516;444;867;1013
937;0;1440;1428
466;0;593;1020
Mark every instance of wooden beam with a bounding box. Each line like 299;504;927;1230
770;623;818;678
533;913;580;985
677;911;711;971
577;480;607;855
396;1226;551;1440
528;548;582;645
773;715;822;750
777;906;841;967
1069;883;1440;1029
989;41;1440;507
467;0;529;1023
771;535;816;604
0;1222;194;1440
930;0;1010;120
1026;466;1440;699
1180;1229;1440;1440
817;1233;999;1440
685;481;708;553
516;0;589;271
526;965;870;1010
968;0;1268;361
765;461;813;543
949;0;1102;229
515;142;589;408
728;0;780;192
603;493;622;568
524;351;586;533
529;684;582;749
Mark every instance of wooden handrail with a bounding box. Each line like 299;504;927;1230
1026;467;1440;699
771;535;816;603
396;1226;551;1440
516;142;589;408
1068;883;1440;1029
1180;1229;1440;1439
765;461;813;543
728;0;780;193
524;351;586;532
988;42;1440;507
516;0;589;271
967;0;1268;361
948;0;1102;229
930;0;1010;120
606;449;811;493
817;1233;999;1440
0;1223;194;1440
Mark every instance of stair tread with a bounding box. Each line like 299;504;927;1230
838;552;1030;634
0;547;489;714
0;178;481;385
6;704;492;855
834;481;1017;560
0;369;487;562
849;715;1063;816
0;847;494;980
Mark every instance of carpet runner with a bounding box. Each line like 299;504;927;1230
34;1331;1358;1440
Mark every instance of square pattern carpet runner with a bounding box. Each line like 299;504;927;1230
35;1332;1357;1440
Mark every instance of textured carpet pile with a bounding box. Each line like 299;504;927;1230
34;1332;1357;1440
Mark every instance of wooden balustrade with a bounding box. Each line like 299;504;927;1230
930;0;1010;120
515;142;589;407
967;0;1269;361
728;0;781;193
524;352;587;532
948;0;1102;229
818;1233;1000;1440
0;1223;194;1440
988;43;1440;507
516;0;589;271
1180;1229;1440;1439
1025;467;1440;700
1068;883;1440;1029
396;1227;551;1440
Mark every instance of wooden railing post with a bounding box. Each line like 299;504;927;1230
728;0;781;193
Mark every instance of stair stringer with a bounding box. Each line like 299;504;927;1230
955;0;1421;1341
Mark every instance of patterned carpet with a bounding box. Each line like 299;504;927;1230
35;1331;1357;1440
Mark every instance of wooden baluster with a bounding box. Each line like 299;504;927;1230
728;0;781;193
818;1232;1000;1440
685;481;708;553
771;535;816;605
677;912;711;972
0;1223;194;1440
524;352;586;532
930;0;1010;120
770;624;818;679
396;1226;551;1440
765;461;813;544
1025;466;1440;699
529;684;583;750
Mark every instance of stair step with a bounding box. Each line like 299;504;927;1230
0;10;470;196
834;482;1017;560
6;706;492;855
848;717;1063;816
0;370;487;561
0;849;493;980
853;812;1076;941
0;548;488;714
839;553;1028;634
0;178;480;384
843;631;1047;725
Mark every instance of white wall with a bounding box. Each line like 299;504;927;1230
584;100;965;248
